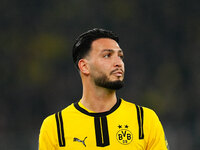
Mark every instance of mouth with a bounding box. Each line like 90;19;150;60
110;69;124;77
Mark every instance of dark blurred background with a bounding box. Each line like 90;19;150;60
0;0;200;149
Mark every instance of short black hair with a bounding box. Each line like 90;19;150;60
72;28;119;70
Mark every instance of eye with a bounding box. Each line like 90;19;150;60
104;53;111;58
119;55;124;60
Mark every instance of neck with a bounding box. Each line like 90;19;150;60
80;82;117;113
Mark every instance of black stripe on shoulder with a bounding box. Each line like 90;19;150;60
55;111;66;147
135;105;144;139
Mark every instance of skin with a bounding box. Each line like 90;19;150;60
78;38;125;112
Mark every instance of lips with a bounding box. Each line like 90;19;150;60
110;69;124;77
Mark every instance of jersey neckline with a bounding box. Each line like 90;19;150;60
74;98;122;117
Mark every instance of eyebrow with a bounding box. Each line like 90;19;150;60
101;49;123;53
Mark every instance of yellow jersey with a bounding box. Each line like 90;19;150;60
39;98;169;150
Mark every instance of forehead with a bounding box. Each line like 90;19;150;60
90;38;121;53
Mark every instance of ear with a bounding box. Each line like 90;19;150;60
78;59;89;75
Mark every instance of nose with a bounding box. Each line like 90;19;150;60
113;56;124;68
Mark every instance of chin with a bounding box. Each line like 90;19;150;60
107;80;124;90
112;78;123;82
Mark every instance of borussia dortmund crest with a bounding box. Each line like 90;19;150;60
116;125;133;145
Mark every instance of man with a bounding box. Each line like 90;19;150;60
39;28;169;149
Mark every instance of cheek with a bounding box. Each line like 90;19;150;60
88;61;101;75
92;58;108;69
89;60;110;76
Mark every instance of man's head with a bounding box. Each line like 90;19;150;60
72;28;124;90
73;28;119;69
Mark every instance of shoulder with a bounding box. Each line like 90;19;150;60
41;113;55;130
120;98;136;108
121;98;159;120
142;106;158;118
136;104;160;125
41;103;74;128
39;104;75;148
120;98;153;112
137;105;163;131
138;106;161;126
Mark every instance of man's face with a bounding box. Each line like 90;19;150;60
87;38;125;90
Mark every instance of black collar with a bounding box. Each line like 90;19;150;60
74;98;122;117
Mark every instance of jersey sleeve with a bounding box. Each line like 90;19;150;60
39;115;57;150
144;108;169;150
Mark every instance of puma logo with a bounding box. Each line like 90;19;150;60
73;137;87;147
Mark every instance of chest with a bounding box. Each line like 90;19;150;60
57;113;146;150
